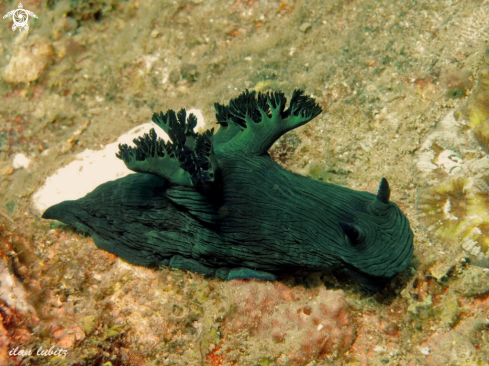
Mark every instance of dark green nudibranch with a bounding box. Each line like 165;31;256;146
42;90;413;291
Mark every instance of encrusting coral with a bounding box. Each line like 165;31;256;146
416;175;489;267
416;45;489;269
42;89;413;291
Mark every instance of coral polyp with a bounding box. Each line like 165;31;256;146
417;176;489;265
417;178;471;236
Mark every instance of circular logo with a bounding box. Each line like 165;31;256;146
12;9;29;29
3;3;38;32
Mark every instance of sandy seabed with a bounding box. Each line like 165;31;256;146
1;0;489;365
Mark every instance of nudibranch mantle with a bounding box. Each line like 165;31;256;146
43;89;413;291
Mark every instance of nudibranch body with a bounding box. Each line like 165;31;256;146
43;90;413;291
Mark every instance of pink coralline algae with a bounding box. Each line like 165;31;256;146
221;281;355;365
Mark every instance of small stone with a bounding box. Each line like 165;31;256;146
2;36;53;84
299;22;312;33
374;345;386;353
12;153;31;169
2;166;14;176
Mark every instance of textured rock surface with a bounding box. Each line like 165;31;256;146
1;35;53;84
420;311;489;366
1;0;489;364
221;281;354;365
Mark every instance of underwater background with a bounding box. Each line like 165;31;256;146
1;0;489;364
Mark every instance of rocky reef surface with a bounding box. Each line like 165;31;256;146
1;0;489;365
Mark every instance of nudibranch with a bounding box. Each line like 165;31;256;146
43;90;413;291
